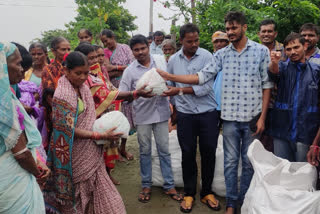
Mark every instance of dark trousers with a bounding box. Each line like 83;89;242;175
177;110;220;198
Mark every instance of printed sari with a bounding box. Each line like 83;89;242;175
0;42;45;213
45;75;125;214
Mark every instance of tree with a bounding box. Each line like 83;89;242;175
33;0;137;49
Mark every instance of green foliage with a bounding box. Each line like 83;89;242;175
160;0;320;51
33;0;137;50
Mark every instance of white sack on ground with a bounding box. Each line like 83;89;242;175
136;68;168;96
92;111;130;145
211;135;242;197
242;140;320;214
152;130;183;187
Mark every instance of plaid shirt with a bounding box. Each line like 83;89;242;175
198;39;274;122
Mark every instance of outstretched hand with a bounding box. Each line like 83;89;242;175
136;84;155;98
162;86;180;97
156;68;171;81
101;127;124;141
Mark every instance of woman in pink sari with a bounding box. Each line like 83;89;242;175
44;51;126;214
100;29;135;160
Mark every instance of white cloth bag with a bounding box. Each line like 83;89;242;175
242;140;320;214
135;55;168;95
211;135;242;197
151;130;184;187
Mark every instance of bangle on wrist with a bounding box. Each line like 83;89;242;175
12;147;29;157
133;90;139;99
92;132;101;140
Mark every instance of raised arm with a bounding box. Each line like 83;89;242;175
269;51;281;74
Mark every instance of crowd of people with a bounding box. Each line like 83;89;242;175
0;10;320;214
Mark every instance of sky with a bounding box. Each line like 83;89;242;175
0;0;179;47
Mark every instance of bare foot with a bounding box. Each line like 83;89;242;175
120;150;134;161
225;207;234;214
110;175;120;185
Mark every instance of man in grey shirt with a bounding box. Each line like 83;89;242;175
119;34;181;203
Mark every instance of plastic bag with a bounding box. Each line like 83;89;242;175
242;140;320;214
92;111;130;145
152;130;183;187
136;68;168;96
211;135;241;197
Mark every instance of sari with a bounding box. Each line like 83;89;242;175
109;43;135;131
45;75;125;214
87;63;120;169
0;42;45;213
41;60;64;92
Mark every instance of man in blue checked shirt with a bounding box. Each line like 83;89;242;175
157;11;273;214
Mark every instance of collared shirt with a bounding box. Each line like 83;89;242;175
273;40;284;52
198;39;274;122
119;55;170;125
150;41;164;55
308;47;320;65
167;47;217;114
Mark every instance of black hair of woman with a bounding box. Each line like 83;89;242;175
64;51;88;70
11;42;32;71
50;36;68;51
100;29;115;38
77;29;93;37
74;43;95;57
29;42;50;64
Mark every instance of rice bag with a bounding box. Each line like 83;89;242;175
135;67;168;95
92;111;130;145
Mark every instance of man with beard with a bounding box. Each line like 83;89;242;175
300;23;320;64
119;35;181;204
269;32;320;163
164;23;221;213
156;12;273;214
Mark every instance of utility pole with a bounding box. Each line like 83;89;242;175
149;0;154;35
191;0;195;24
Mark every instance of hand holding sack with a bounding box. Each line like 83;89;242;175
136;68;168;96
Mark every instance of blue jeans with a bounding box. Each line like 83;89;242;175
136;120;175;190
223;121;255;208
273;138;309;162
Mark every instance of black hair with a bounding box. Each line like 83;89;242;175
283;32;305;47
41;88;55;146
165;34;172;39
50;36;68;51
64;51;88;70
74;43;95;56
224;11;247;25
129;34;149;49
299;23;320;35
259;19;277;31
93;44;103;51
179;23;200;40
153;31;165;38
11;42;33;71
77;28;93;37
100;29;115;38
147;35;153;40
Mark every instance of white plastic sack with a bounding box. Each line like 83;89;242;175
211;135;242;197
152;130;183;187
136;68;168;96
92;111;130;145
242;140;320;214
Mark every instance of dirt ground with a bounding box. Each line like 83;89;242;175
113;134;226;214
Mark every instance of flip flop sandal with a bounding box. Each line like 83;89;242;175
138;191;151;203
201;194;221;211
180;196;194;213
165;191;183;202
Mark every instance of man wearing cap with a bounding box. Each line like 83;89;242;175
212;31;229;53
212;31;229;113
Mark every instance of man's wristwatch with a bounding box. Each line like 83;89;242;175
178;88;184;96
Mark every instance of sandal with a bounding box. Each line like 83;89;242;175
180;196;194;213
201;194;221;211
138;190;151;203
165;190;183;202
